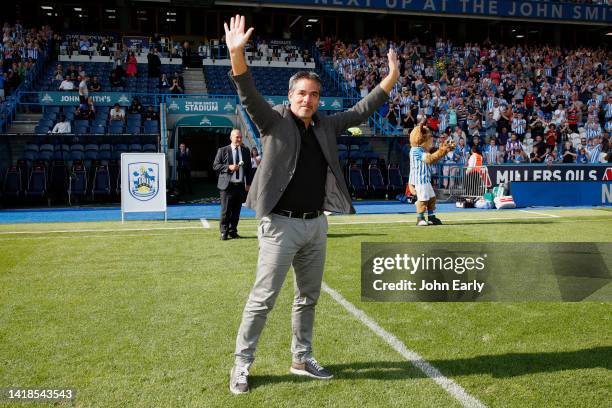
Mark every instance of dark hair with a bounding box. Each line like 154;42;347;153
288;71;321;92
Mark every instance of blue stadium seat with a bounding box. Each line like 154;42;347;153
91;124;106;134
74;125;88;134
108;125;124;135
127;124;141;134
35;125;50;133
92;165;111;199
26;165;47;201
25;143;39;153
84;151;99;160
38;119;54;128
143;121;159;133
98;150;112;161
42;111;57;121
127;114;141;123
70;151;84;161
38;150;54;162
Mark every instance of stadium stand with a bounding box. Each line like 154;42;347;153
204;65;342;97
325;36;611;165
2;4;610;208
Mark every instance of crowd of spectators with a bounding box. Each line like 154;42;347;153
48;96;160;135
322;36;611;164
61;33;189;59
1;21;54;99
53;60;184;94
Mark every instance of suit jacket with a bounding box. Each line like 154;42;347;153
176;148;192;170
213;144;253;191
231;70;388;218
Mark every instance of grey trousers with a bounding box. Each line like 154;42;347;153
234;213;328;367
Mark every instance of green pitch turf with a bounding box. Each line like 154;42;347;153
0;208;610;407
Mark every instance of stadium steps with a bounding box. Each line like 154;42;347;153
9;113;42;134
183;70;207;94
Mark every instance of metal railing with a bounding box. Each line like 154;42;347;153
438;164;491;200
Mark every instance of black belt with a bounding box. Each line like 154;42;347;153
272;209;324;219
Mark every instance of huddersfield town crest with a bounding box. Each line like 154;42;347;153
128;162;159;201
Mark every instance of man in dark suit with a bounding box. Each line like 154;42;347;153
176;143;192;194
213;129;253;240
225;15;399;394
147;48;161;78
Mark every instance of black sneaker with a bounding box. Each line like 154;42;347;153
428;215;443;225
229;365;250;395
290;357;333;379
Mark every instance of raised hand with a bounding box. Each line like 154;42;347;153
379;47;401;94
387;48;400;77
224;14;254;53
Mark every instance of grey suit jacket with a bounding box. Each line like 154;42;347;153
232;71;388;219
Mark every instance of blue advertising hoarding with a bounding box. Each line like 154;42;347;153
264;96;344;111
39;92;132;106
256;0;610;24
123;36;150;49
512;181;612;207
166;98;237;114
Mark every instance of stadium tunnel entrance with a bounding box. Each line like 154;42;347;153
168;114;235;202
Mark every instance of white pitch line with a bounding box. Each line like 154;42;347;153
518;209;561;218
0;226;202;235
0;232;205;241
0;211;597;235
322;282;487;408
327;215;554;225
200;218;210;229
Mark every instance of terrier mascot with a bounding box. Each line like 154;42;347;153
407;123;456;226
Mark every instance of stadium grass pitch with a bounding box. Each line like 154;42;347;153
0;208;610;407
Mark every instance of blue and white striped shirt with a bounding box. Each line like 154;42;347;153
511;118;526;135
487;97;496;112
483;145;499;165
438;113;448;133
27;47;39;60
585;123;602;139
399;95;411;115
409;147;432;184
586;144;602;163
454;145;470;165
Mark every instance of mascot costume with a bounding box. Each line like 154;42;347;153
408;123;456;226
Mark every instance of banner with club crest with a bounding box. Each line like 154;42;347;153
121;153;167;221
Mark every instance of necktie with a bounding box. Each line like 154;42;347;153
234;147;239;181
